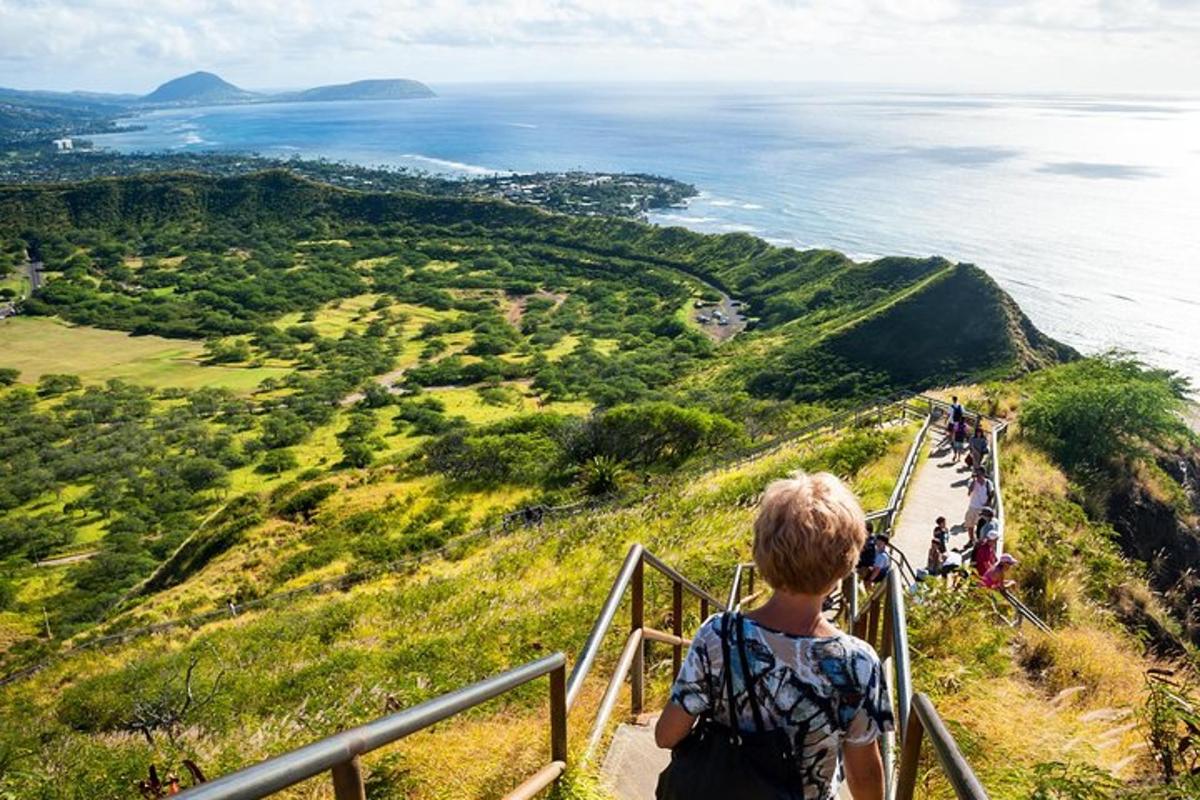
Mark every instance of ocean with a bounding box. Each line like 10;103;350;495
88;83;1200;386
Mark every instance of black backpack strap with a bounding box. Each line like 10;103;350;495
734;614;767;734
718;613;739;737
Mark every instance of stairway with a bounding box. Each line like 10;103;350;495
600;719;854;799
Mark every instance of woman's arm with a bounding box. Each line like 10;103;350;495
654;702;697;749
843;739;885;800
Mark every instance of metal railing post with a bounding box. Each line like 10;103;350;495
842;573;858;627
331;757;365;800
549;663;567;765
700;597;709;621
881;587;894;659
672;581;683;678
895;709;924;800
630;555;645;716
867;593;881;648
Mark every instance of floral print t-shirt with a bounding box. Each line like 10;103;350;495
669;613;894;799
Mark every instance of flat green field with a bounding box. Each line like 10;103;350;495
0;317;288;393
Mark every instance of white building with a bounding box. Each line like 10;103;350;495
52;138;73;151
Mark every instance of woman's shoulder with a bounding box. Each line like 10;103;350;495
692;612;730;645
810;632;884;671
809;633;885;693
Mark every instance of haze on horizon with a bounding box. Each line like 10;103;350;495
3;0;1200;96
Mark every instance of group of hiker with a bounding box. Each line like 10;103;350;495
924;396;1017;591
852;398;1017;594
651;400;1026;798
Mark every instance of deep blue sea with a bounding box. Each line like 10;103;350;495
89;83;1200;386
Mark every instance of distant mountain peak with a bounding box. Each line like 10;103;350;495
142;71;254;105
286;78;436;103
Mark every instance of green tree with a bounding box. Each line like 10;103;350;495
37;373;82;397
1022;355;1191;474
257;449;298;475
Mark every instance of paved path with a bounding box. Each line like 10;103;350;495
35;550;97;568
891;430;976;575
601;719;852;798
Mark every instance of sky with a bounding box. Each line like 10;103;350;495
2;0;1200;94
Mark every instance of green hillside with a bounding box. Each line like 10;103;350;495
0;170;1128;798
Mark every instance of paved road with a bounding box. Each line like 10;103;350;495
28;260;44;292
36;550;98;568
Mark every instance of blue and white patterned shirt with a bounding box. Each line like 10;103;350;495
669;613;894;799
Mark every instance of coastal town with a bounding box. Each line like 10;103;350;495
0;146;696;220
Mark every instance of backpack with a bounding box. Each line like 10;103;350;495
951;403;964;422
656;614;803;800
856;535;877;570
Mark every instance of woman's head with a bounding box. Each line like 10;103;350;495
752;471;867;595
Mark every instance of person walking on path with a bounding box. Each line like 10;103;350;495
927;534;947;576
949;396;965;425
951;418;969;463
964;468;995;542
968;422;989;469
655;471;891;800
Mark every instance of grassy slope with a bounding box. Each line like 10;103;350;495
0;316;288;392
0;423;916;799
0;388;1181;799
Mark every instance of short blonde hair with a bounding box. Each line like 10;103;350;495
752;471;867;595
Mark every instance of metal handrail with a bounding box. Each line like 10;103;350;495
897;693;990;800
174;654;568;800
726;562;756;610
566;544;647;711
999;588;1053;634
887;569;914;736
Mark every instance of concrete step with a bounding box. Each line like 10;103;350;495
600;717;853;799
600;719;668;800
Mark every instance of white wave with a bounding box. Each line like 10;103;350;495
505;122;538;129
654;214;722;225
706;197;763;210
399;153;508;176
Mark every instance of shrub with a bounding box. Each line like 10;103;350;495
257;448;298;475
275;483;338;522
36;373;82;397
1022;355;1191;475
0;367;19;386
584;402;744;467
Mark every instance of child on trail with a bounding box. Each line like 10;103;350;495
927;535;946;576
981;553;1018;590
933;516;949;552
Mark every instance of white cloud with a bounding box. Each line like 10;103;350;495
1;0;1198;91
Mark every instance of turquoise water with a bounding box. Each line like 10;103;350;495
90;83;1200;385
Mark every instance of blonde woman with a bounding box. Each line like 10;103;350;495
656;471;892;800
